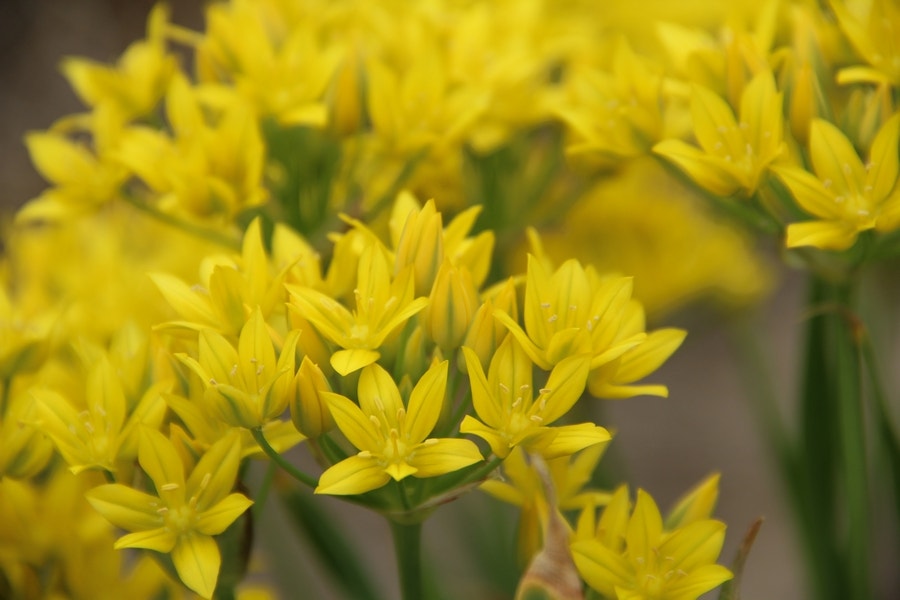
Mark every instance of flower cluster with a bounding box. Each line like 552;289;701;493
28;0;900;597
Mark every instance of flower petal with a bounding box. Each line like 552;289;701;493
408;438;483;477
195;493;254;535
321;392;382;451
405;360;448;443
115;527;177;553
86;483;164;531
172;533;221;599
315;454;390;495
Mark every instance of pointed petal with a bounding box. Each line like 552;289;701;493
536;354;591;424
772;164;842;219
115;527;177;553
626;489;664;562
171;533;221;599
148;272;214;327
653;139;743;196
315;455;390;495
809;119;866;198
461;346;503;427
408;438;483;477
195;493;253;535
331;348;380;376
493;308;551;370
321;392;381;451
358;363;404;422
613;328;686;383
237;308;277;394
459;415;509;458
86;483;165;531
666;564;733;599
785;220;860;250
187;430;243;511
529;424;611;459
867;113;900;201
405;360;448;443
570;539;632;598
138;428;186;504
662;520;727;571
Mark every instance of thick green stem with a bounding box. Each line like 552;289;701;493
796;276;844;600
828;286;870;600
251;428;318;489
390;519;423;600
860;334;900;535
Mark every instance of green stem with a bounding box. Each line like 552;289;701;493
250;428;318;488
120;193;240;249
860;331;900;535
390;519;423;600
829;289;870;600
252;461;277;520
796;276;844;600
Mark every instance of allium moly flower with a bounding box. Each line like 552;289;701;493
31;356;167;474
86;429;253;599
459;336;610;459
315;361;483;495
653;71;784;197
773;114;900;250
288;243;428;375
833;0;900;87
177;308;299;430
494;254;683;399
571;486;732;600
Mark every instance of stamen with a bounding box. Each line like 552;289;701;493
161;483;179;491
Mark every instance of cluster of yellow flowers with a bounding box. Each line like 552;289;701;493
7;0;900;597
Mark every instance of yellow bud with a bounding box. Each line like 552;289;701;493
328;45;365;137
461;278;518;371
396;325;427;382
395;200;444;295
788;61;818;145
290;356;335;439
425;260;479;353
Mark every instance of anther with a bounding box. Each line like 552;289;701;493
161;483;179;491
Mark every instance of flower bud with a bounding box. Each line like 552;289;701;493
394;199;444;295
425;260;479;353
290;356;335;439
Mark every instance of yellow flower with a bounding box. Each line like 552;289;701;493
32;356;167;474
86;429;252;598
177;308;299;430
151;218;290;336
61;3;175;120
653;70;784;197
832;0;900;87
116;73;267;221
288;242;428;375
773;114;900;250
459;336;609;459
315;361;483;495
494;254;660;384
554;39;665;165
196;0;338;127
0;390;54;480
571;487;732;600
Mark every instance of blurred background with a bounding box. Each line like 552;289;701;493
4;1;897;598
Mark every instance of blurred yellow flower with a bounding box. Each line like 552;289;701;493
86;429;252;598
654;71;785;197
774;114;900;250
